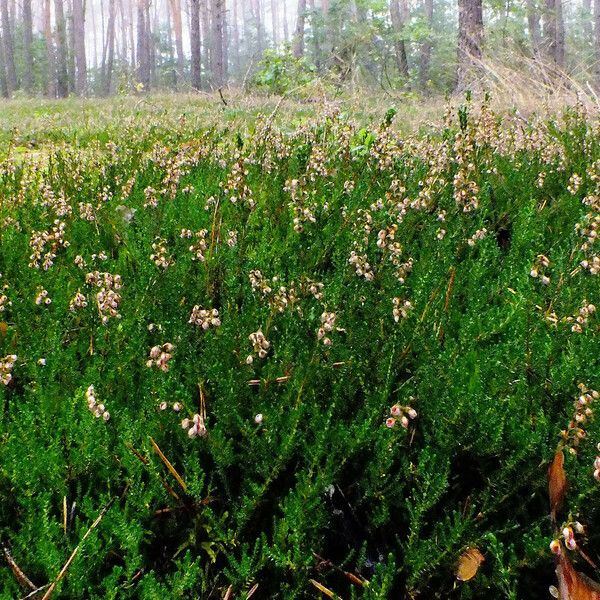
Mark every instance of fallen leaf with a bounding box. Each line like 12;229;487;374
456;547;485;581
556;550;600;599
0;322;7;338
549;449;567;523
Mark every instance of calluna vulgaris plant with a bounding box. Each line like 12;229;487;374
0;98;599;598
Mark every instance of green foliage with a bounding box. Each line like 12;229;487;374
253;47;316;95
0;99;599;599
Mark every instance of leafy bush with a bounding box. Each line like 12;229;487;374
0;98;599;598
253;46;315;95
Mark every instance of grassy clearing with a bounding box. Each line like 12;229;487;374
0;96;599;598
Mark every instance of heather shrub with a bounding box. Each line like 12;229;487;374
0;98;599;599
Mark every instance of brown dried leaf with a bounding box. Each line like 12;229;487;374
556;551;600;599
456;547;485;582
0;322;7;338
548;449;567;523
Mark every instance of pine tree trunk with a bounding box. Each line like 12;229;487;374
526;0;541;55
73;0;87;94
292;0;306;58
456;0;483;89
22;0;34;93
169;0;185;85
190;0;202;89
200;0;211;83
419;0;433;88
271;0;278;46
232;0;240;74
0;28;9;97
67;0;76;93
55;0;70;97
137;0;150;87
104;0;116;94
390;0;409;78
283;0;289;42
44;0;57;96
0;0;17;93
595;0;600;84
211;0;224;87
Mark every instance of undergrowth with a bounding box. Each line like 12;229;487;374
0;97;599;598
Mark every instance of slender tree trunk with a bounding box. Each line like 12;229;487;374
190;0;202;89
55;0;69;96
283;0;289;42
72;0;87;94
390;0;409;78
292;0;306;57
456;0;483;89
526;0;541;55
67;0;76;93
419;0;433;88
543;0;564;67
103;0;116;94
583;0;593;49
137;0;150;87
210;0;224;86
200;0;211;83
0;0;17;93
44;0;57;97
168;0;185;84
232;0;240;73
595;0;600;84
556;0;565;67
271;0;278;46
0;28;9;97
22;0;34;93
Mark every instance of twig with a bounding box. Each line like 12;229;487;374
19;585;50;600
149;437;187;492
3;545;36;591
218;88;228;106
41;499;115;600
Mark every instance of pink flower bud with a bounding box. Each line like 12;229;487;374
390;404;401;417
385;417;396;428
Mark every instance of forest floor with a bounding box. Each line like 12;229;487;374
0;94;599;598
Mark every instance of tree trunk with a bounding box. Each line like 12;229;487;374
168;0;185;85
67;0;76;93
292;0;306;58
526;0;541;55
596;0;600;84
137;0;150;88
390;0;409;78
0;27;9;97
73;0;87;94
456;0;483;89
200;0;211;83
22;0;34;93
543;0;564;67
44;0;57;97
0;0;17;93
583;0;593;49
232;0;240;73
55;0;70;97
104;0;116;94
211;0;224;87
283;0;289;42
419;0;433;88
271;0;278;46
190;0;202;89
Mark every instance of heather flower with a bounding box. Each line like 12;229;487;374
0;355;17;386
189;306;221;330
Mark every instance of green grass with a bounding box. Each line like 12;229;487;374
0;96;599;599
